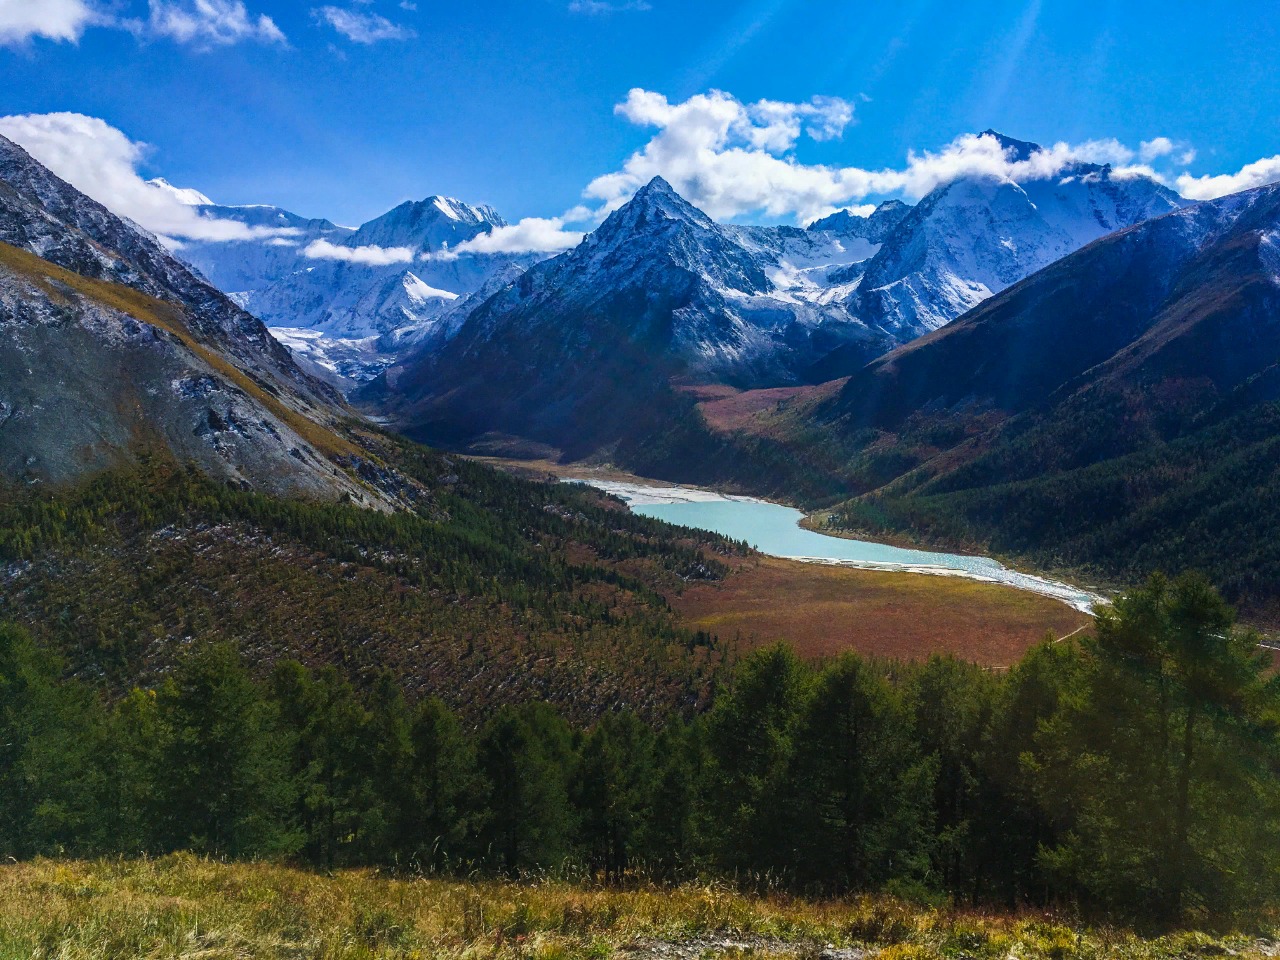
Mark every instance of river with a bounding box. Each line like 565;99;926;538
571;478;1103;614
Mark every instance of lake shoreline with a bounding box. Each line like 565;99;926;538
569;477;1105;615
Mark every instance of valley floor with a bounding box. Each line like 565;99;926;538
3;857;1275;960
473;457;1093;666
675;555;1088;667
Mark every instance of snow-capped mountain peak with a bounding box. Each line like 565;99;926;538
148;177;214;206
350;195;507;253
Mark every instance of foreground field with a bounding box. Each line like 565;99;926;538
1;857;1275;960
674;556;1090;666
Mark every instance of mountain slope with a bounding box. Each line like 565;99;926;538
0;134;380;502
371;177;896;459
813;182;1280;613
833;132;1185;341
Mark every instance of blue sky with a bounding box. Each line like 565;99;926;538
1;0;1278;233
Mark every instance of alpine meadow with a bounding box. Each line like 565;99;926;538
2;2;1280;957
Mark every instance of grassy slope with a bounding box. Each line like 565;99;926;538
1;857;1275;959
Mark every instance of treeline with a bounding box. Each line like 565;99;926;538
2;574;1278;922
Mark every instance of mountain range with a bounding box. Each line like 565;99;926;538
366;135;1184;461
165;132;1181;409
171;188;541;386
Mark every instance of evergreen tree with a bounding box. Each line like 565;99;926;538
702;644;807;874
269;661;375;867
478;702;576;874
1034;574;1280;919
105;688;165;854
639;718;705;876
906;656;998;900
977;638;1082;906
786;654;934;892
399;696;484;869
0;624;111;857
156;644;299;858
573;710;654;881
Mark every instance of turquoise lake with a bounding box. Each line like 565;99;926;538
572;478;1101;612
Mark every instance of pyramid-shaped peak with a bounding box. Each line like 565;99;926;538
635;175;678;197
620;176;710;222
586;176;715;245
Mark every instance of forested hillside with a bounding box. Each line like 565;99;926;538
0;432;741;723
703;184;1280;619
3;574;1276;922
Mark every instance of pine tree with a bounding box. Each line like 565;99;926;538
1034;574;1280;919
906;656;998;900
478;702;576;874
0;624;111;857
156;644;299;858
269;662;377;868
786;654;934;892
399;696;483;869
573;710;654;881
702;644;807;875
638;718;705;876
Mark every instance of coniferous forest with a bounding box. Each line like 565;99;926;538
3;573;1277;924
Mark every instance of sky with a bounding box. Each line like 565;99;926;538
1;0;1278;249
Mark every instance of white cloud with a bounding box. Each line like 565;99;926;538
303;238;414;265
432;218;585;259
313;6;415;43
584;89;1192;223
146;0;285;46
0;0;102;45
1176;155;1280;201
1139;137;1175;162
0;112;299;244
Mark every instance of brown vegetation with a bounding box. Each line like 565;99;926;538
671;556;1089;666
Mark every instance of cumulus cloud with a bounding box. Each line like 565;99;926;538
303;238;414;265
146;0;285;46
0;0;103;45
568;1;652;12
0;112;299;244
1139;137;1175;162
431;218;585;259
583;89;1195;223
1176;155;1280;200
313;6;416;43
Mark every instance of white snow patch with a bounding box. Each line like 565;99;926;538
433;197;463;220
148;177;213;207
402;272;459;302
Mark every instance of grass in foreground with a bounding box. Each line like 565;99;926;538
1;857;1275;960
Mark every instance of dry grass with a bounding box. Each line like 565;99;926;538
696;382;846;439
0;857;1273;959
672;557;1089;667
